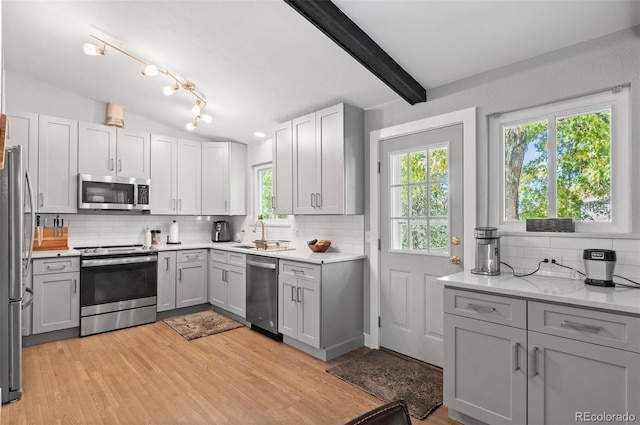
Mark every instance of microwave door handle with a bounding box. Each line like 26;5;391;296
133;185;138;207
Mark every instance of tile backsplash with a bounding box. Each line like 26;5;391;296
46;213;365;253
501;234;640;281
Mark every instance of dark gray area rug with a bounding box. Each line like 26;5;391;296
326;349;443;420
163;310;244;340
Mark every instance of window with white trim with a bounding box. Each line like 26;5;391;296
490;87;630;232
254;163;289;225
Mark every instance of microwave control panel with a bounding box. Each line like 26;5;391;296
138;185;150;205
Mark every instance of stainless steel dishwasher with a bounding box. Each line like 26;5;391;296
246;255;281;339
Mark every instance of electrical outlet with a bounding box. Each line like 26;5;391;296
538;254;563;265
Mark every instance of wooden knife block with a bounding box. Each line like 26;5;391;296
33;227;69;251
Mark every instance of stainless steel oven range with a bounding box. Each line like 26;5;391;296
78;245;157;336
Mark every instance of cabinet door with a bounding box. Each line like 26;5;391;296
528;331;640;425
208;262;227;310
38;115;78;213
273;121;293;215
32;272;79;334
278;274;298;339
150;135;177;214
297;278;321;348
157;251;176;312
201;142;229;215
226;265;246;318
444;313;527;425
7;113;38;213
316;104;345;214
176;261;208;308
78;122;116;176
177;139;201;215
292;112;317;214
116;128;150;178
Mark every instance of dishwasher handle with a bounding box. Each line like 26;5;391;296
246;260;277;270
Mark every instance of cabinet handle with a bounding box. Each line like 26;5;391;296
224;200;228;212
179;269;182;281
172;198;176;210
221;269;226;282
466;303;496;314
186;255;198;260
73;279;77;294
165;257;170;271
118;159;122;172
271;196;276;209
560;320;603;334
291;286;296;302
110;158;115;171
316;193;321;207
311;193;315;208
514;342;520;372
224;270;229;282
532;347;539;376
39;193;44;207
291;268;305;275
297;287;302;303
46;264;66;271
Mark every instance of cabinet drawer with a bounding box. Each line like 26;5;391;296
177;250;207;262
209;250;246;267
280;261;320;280
529;301;640;353
444;288;527;328
33;257;80;275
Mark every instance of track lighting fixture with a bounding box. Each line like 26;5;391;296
83;34;210;131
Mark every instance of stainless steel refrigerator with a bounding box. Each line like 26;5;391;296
0;145;35;403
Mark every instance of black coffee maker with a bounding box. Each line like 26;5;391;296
212;221;232;242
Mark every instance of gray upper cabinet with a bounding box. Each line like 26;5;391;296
272;121;293;215
38;115;78;213
201;142;246;216
6;112;38;212
287;103;364;215
150;135;201;215
78;123;150;179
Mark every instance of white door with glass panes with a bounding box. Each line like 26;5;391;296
379;124;463;367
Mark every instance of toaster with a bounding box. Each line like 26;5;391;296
583;249;616;287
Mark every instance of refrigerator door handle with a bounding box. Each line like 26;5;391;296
24;168;36;278
21;287;34;309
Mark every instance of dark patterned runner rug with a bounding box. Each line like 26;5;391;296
326;349;443;420
163;310;244;340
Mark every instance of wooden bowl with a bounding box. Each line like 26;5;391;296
308;242;330;252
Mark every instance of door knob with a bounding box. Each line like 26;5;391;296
452;236;460;245
450;256;461;265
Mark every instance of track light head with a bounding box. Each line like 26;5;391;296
82;42;105;56
192;100;203;116
162;83;179;96
186;120;198;131
141;64;158;76
200;114;212;124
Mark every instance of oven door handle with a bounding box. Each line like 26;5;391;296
82;256;158;267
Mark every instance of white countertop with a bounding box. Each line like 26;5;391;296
439;270;640;316
155;242;366;264
33;249;81;259
31;242;365;264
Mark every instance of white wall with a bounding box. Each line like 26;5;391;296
364;26;640;332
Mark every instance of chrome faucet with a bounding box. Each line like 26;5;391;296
252;219;266;242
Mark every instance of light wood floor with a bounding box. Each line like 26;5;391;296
2;321;459;424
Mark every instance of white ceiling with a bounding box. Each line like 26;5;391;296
4;1;640;144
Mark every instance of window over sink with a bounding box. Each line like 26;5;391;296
254;163;289;226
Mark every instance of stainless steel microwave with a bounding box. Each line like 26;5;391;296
78;174;151;211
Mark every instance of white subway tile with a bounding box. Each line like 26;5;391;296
550;237;613;250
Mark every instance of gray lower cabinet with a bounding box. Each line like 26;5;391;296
157;251;177;312
278;259;364;361
32;257;80;334
176;250;208;308
444;288;640;425
208;250;246;318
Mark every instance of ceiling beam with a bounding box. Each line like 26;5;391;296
284;0;426;105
